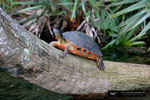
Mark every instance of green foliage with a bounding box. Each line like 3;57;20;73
12;0;60;35
13;0;55;12
71;0;79;20
103;0;149;49
0;0;19;12
2;0;150;50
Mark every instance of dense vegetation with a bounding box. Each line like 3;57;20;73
1;0;150;50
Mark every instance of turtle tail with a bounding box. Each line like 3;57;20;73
96;56;104;70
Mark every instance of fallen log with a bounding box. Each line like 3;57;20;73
0;8;150;96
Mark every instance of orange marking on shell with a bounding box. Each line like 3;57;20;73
55;42;99;61
69;44;97;60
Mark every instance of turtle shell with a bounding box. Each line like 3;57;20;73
63;31;103;56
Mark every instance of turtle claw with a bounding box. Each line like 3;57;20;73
8;67;21;77
96;56;104;70
99;61;104;70
60;54;65;58
59;52;67;58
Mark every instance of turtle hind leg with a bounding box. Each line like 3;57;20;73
96;56;104;70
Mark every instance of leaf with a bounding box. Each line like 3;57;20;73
147;0;150;3
120;14;144;33
130;21;150;42
128;13;150;31
18;5;43;12
13;1;37;5
110;0;140;6
124;26;138;42
100;20;109;30
102;40;116;50
81;0;86;14
71;0;79;20
119;9;149;27
57;0;74;12
56;2;73;6
129;41;145;46
111;0;146;17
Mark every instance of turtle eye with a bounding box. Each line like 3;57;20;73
83;50;87;52
77;48;81;51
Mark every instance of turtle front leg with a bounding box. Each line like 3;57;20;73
50;41;57;47
50;41;71;58
62;45;71;58
96;56;104;70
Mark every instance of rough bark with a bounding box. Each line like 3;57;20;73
0;8;150;96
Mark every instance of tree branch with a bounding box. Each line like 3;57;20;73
0;8;150;96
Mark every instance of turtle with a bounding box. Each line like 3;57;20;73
50;28;104;70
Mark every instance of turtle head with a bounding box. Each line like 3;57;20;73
53;28;63;40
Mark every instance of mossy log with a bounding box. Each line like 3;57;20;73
0;8;150;96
